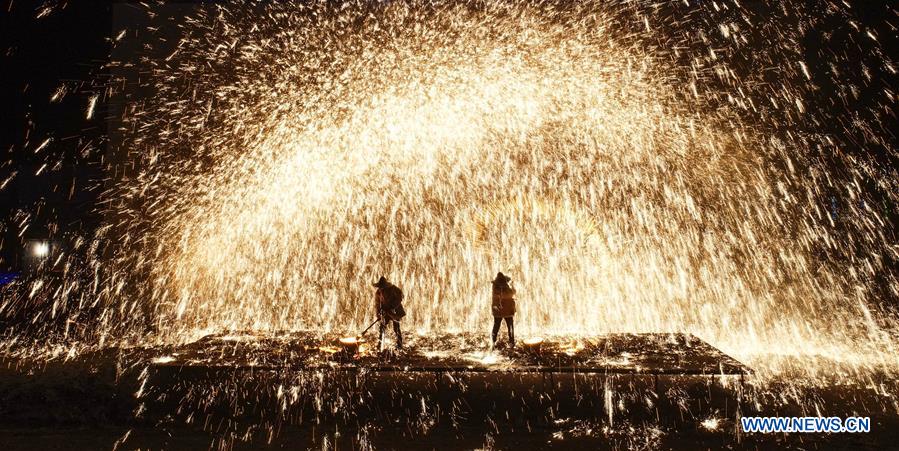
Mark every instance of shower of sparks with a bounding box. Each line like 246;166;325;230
2;1;897;381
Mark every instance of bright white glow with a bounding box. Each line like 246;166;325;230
32;242;49;258
700;417;721;431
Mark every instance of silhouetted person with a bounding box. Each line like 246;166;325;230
373;276;405;350
491;272;516;348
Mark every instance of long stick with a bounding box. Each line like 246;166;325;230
359;318;379;337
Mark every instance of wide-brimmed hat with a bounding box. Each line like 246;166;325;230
373;276;388;287
493;272;510;283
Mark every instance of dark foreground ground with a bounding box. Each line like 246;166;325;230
0;332;896;450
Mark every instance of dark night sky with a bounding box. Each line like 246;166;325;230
0;1;111;270
0;0;895;273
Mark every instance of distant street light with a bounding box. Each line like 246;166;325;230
32;241;50;258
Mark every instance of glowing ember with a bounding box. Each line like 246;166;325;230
522;337;546;352
700;417;721;431
561;341;586;356
339;337;363;354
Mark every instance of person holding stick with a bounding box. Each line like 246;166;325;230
373;276;406;350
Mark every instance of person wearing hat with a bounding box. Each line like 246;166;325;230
491;272;516;348
373;276;406;350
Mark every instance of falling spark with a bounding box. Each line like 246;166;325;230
798;61;811;80
34;138;51;153
35;4;54;19
50;85;66;103
86;94;98;120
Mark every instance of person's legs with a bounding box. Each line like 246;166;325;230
393;320;403;349
505;316;515;347
378;318;387;350
492;317;502;344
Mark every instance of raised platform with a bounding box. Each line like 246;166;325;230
134;332;750;445
4;334;894;449
146;332;749;375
